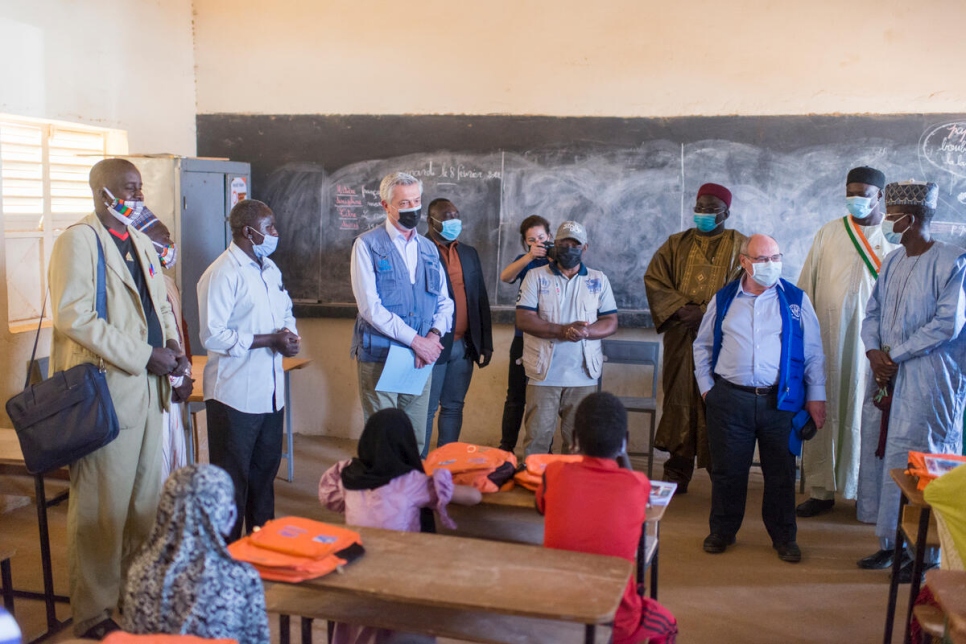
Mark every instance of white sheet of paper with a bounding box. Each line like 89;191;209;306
375;344;433;395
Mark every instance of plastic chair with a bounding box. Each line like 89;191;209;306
597;340;660;477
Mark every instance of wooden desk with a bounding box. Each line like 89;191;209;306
0;429;72;640
926;569;966;644
478;485;668;599
187;356;311;481
265;526;632;644
885;468;941;644
1;545;15;612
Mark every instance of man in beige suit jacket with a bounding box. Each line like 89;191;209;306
48;158;187;638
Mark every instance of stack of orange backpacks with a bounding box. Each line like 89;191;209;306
423;442;517;493
513;454;584;491
228;516;364;583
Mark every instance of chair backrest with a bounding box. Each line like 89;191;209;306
599;340;660;399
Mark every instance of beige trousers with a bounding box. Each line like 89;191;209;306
522;384;596;457
68;376;163;635
357;360;433;454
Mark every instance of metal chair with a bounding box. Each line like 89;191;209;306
597;340;660;477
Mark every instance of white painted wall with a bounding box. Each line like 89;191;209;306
0;0;197;426
194;0;966;117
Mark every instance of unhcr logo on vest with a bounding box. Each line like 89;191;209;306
789;304;802;320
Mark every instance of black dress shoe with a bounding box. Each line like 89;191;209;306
703;533;735;554
893;559;938;584
857;549;895;569
81;618;121;640
796;498;835;517
774;542;802;563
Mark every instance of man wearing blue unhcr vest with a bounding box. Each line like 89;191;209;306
350;172;454;453
693;234;827;563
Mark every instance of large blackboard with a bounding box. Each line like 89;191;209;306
196;114;966;325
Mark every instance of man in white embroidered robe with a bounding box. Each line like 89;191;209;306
795;166;897;518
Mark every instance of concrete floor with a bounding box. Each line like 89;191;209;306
1;433;917;643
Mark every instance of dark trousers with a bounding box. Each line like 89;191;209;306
499;335;528;452
206;398;284;542
705;380;798;545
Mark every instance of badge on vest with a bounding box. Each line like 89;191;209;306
586;278;601;294
377;258;392;272
789;304;801;320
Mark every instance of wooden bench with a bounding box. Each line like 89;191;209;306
263;526;631;644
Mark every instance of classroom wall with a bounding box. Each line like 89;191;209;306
191;0;966;442
0;0;197;426
193;0;966;117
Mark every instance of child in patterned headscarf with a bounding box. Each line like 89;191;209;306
122;464;269;644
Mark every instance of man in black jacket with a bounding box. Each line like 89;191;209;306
422;198;493;457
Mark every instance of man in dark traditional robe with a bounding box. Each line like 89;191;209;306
644;183;747;492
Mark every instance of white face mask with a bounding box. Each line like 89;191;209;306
751;261;782;288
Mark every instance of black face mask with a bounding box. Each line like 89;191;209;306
555;246;582;270
397;207;421;230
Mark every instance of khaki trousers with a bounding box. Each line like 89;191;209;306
357;360;433;454
522;384;596;456
68;375;163;635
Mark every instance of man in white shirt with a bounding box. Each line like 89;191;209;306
198;199;300;541
350;172;454;453
516;221;619;456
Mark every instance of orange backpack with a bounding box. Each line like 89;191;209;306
906;451;966;491
423;442;518;493
513;454;584;491
228;517;363;583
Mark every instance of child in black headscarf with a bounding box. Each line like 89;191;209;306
318;409;481;644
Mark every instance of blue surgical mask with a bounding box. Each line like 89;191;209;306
248;227;278;258
881;214;909;245
751;261;782;288
846;196;875;219
434;218;462;241
693;212;719;233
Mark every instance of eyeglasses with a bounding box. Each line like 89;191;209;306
743;253;783;263
694;206;727;215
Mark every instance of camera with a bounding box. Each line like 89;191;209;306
541;240;555;260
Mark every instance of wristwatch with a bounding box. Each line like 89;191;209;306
428;327;442;337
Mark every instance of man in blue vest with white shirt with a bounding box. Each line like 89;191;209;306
350;172;454;453
693;234;826;563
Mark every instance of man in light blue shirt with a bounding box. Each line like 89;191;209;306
350;172;454;453
694;234;826;563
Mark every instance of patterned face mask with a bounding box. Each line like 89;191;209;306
153;241;178;269
103;187;144;226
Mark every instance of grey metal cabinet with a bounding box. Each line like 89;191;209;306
123;156;251;355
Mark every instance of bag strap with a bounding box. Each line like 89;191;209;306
22;223;108;390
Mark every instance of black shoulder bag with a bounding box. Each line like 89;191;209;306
5;225;120;474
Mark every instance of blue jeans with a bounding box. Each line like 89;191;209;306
423;337;475;457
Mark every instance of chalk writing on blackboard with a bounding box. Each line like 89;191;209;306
921;122;966;178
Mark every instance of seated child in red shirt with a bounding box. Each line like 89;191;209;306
537;392;678;644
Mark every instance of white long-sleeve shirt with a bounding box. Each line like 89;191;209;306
349;219;453;346
198;242;296;414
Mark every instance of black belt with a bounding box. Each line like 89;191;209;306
716;376;777;396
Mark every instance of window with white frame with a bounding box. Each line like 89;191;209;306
0;117;126;332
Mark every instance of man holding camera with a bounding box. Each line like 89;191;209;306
516;221;619;456
645;183;747;492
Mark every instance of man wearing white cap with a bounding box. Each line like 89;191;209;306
516;221;619;456
859;180;966;580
